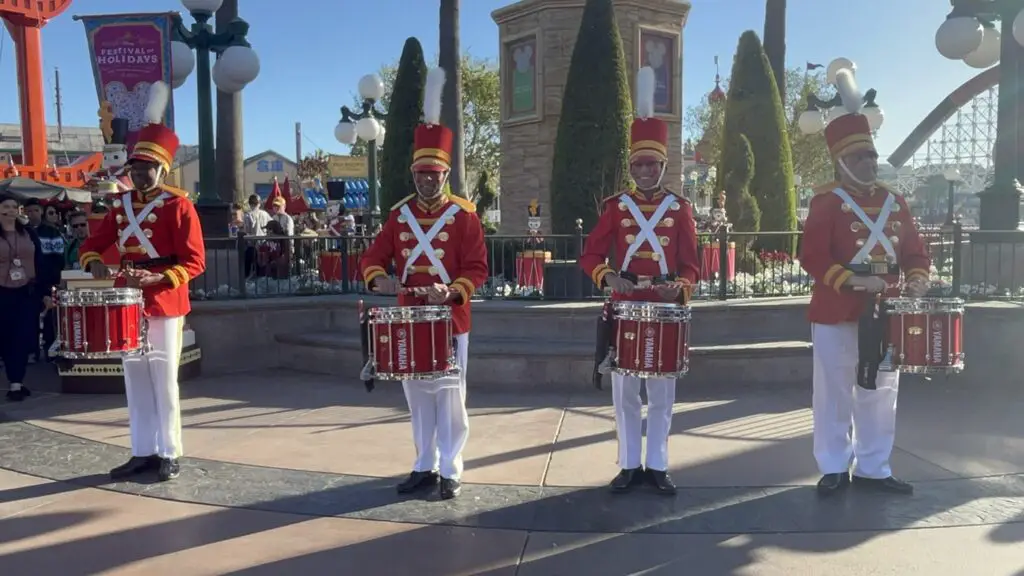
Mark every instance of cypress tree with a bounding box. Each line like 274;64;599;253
379;37;428;210
719;31;797;254
549;0;632;234
722;134;763;273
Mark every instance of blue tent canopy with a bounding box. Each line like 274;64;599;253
304;189;327;210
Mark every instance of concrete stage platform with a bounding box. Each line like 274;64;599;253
1;370;1024;574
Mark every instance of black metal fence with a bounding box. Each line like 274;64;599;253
188;223;1024;302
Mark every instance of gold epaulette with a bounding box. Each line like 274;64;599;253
449;194;476;213
159;184;190;199
390;194;416;211
662;187;689;201
603;190;629;204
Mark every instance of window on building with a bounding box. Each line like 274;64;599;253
194;181;200;194
253;182;274;200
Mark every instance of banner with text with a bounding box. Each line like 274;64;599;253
80;12;175;152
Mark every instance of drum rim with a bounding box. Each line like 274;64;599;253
370;305;452;318
59;287;144;305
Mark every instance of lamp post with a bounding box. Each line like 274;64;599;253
935;0;1024;230
335;74;387;230
797;58;885;137
944;166;963;226
169;0;260;212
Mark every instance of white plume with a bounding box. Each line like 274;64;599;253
423;67;446;126
143;81;170;125
834;69;863;115
636;66;656;119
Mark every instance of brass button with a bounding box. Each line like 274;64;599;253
143;229;153;238
401;248;411;257
116;214;124;224
434;248;445;259
661;217;674;227
889;221;901;232
438;232;449;242
620;218;633;227
445;215;455;225
397;214;407;224
146;213;157;223
841;203;852;213
625;234;636;244
399;232;411;241
618;202;628;211
855;238;866;247
651;253;662;262
891;203;900;213
850;222;862;232
907;326;923;336
113;199;122;208
889;235;900;245
670;201;681;210
428;266;439;275
659;236;670;246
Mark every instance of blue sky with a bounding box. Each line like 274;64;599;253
0;0;981;161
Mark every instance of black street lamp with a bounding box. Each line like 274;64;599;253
335;74;387;230
935;0;1024;230
170;0;259;212
797;58;885;136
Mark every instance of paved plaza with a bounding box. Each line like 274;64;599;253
1;369;1023;574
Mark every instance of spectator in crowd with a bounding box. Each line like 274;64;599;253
269;196;294;236
22;199;64;361
229;202;244;237
0;193;58;401
243;194;270;278
63;210;90;271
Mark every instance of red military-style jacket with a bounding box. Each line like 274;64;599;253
79;185;206;318
579;188;700;303
359;193;489;335
800;182;931;324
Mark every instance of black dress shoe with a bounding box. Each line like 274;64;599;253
439;477;462;500
645;469;678;495
157;458;180;481
816;472;850;496
609;468;644;493
851;475;913;495
110;455;160;479
396;470;439;494
5;387;30;402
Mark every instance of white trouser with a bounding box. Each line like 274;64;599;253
122;316;185;459
611;373;676;471
402;333;470;480
811;322;899;479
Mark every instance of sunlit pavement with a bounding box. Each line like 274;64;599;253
2;368;1023;575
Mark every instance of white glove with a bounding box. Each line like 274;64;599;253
604;273;635;294
848;275;888;293
905;278;929;298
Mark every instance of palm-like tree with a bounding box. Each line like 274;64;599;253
763;0;786;105
439;0;466;197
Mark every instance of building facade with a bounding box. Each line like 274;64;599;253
491;0;690;234
171;149;298;200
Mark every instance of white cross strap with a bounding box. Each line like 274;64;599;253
832;187;896;265
118;191;168;258
619;194;676;275
399;202;461;284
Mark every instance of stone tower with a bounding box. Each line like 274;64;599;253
491;0;690;234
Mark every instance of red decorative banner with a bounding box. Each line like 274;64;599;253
79;12;175;152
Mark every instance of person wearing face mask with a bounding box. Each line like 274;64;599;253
359;67;489;501
800;69;930;497
578;67;700;495
78;81;206;482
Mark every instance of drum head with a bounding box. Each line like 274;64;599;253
59;287;144;306
370;305;452;323
886;296;964;314
612;301;691;322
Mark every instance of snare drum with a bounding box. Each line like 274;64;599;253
56;287;146;359
884;297;965;374
612;301;692;379
368;305;457;381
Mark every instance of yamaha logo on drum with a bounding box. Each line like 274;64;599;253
643;327;656;369
72;310;84;351
396;328;409;371
930;319;943;365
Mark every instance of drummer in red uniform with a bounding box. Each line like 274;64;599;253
579;67;700;495
359;67;488;500
800;69;930;497
79;81;206;483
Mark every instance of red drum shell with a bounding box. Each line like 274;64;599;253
56;289;144;358
370;306;455;380
612;302;691;378
885;298;964;373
